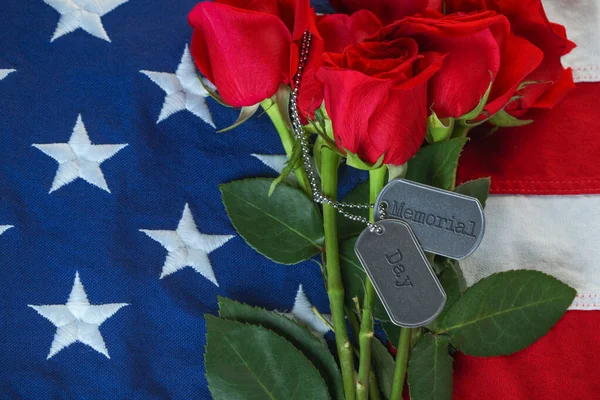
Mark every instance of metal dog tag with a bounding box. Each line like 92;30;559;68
374;179;485;260
355;219;446;327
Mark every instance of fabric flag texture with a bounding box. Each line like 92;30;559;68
0;0;598;399
453;0;600;397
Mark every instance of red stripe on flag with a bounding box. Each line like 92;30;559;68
458;83;600;194
453;311;600;399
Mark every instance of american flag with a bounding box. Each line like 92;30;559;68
0;1;341;398
1;0;599;399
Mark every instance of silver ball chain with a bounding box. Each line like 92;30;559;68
288;30;384;233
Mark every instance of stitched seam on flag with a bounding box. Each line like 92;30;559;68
440;295;572;333
461;178;600;194
489;181;600;193
492;180;600;183
491;189;600;193
573;66;600;81
223;335;277;400
571;303;600;308
571;293;600;308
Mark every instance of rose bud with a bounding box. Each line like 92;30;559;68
188;0;321;109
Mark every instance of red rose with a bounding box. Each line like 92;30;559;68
374;10;544;119
445;0;576;115
329;0;428;25
188;0;317;107
295;10;382;118
316;36;444;165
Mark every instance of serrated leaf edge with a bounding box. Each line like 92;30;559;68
219;178;324;265
436;270;576;355
204;314;331;400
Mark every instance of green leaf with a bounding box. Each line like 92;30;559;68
337;181;370;239
489;109;533;127
314;104;334;140
459;74;493;122
220;178;324;264
439;267;462;310
217;104;260;133
428;257;463;328
217;297;344;400
406;138;468;190
346;150;385;171
429;260;464;332
432;257;467;293
371;339;395;399
455;177;491;208
339;238;389;321
314;106;327;132
205;315;330;400
269;140;301;196
408;334;453;400
427;111;455;143
437;270;576;356
308;105;339;150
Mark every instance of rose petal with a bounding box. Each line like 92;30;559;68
316;68;395;163
189;2;291;107
369;83;428;165
446;0;576;112
485;34;544;116
530;67;575;109
426;28;502;118
215;0;281;16
317;10;383;53
330;0;428;25
370;53;445;165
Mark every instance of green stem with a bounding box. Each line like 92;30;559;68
356;166;387;400
321;147;356;400
449;124;472;189
390;328;412;400
369;371;382;400
347;307;382;400
346;306;361;339
260;100;312;196
452;123;472;139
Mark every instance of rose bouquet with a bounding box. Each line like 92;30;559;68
187;0;577;399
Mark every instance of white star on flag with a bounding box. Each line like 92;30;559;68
43;0;129;42
141;45;215;127
33;114;128;193
0;69;15;81
0;225;13;236
140;204;234;284
28;272;128;359
285;284;332;337
251;154;296;183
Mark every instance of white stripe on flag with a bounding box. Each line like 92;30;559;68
461;195;600;310
544;0;600;83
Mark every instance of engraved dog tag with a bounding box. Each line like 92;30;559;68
374;179;485;260
355;219;446;327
